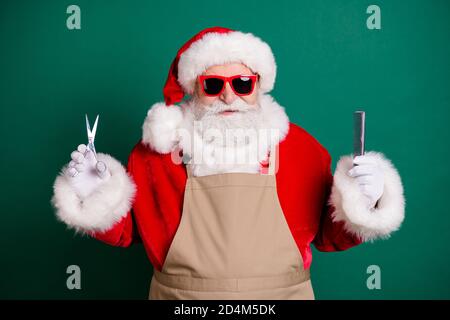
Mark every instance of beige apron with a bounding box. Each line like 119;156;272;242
149;146;314;300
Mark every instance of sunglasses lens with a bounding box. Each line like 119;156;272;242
203;78;224;95
231;76;254;95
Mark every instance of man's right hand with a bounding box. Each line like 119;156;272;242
65;144;111;199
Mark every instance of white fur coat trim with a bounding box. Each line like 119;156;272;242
142;102;184;154
330;151;405;242
52;153;136;233
178;31;277;95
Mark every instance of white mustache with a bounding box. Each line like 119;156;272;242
200;99;256;117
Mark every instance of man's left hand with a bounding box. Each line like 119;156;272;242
348;155;384;209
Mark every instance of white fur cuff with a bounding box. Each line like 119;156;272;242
142;102;183;154
52;153;136;233
330;151;405;242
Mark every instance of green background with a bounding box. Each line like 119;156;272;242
1;0;449;299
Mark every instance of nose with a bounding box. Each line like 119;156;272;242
219;82;237;105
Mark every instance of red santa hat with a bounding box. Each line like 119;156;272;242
162;26;277;106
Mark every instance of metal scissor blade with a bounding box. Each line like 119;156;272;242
91;115;99;142
85;114;99;139
85;114;91;137
84;114;99;160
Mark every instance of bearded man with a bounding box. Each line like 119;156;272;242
52;26;405;300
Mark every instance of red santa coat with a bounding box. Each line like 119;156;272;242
53;98;405;273
92;122;362;271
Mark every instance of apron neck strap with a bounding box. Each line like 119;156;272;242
185;144;279;178
267;144;278;176
186;161;193;178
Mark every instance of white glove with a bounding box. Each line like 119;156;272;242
65;144;111;199
348;155;384;209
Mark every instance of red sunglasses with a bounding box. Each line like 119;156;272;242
198;74;259;97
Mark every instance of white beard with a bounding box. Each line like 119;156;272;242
190;96;265;145
177;93;288;177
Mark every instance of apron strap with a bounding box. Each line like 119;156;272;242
186;162;193;178
267;144;278;176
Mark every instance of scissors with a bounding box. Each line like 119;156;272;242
85;114;99;160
